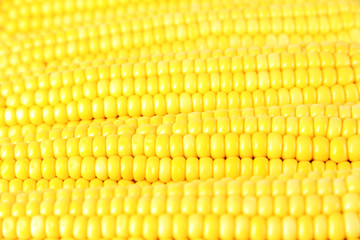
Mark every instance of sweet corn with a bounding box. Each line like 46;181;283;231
1;110;360;141
1;104;360;139
2;113;360;165
1;4;360;75
4;41;360;86
0;171;360;239
0;157;357;191
1;49;360;123
2;85;360;124
1;0;360;238
2;40;360;77
4;52;360;100
1;125;360;162
2;42;360;90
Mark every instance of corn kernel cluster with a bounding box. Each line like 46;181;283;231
1;0;360;239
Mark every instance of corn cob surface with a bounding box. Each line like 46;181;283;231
1;0;360;239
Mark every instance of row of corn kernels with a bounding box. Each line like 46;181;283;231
3;114;360;142
0;155;359;184
4;41;360;77
3;31;360;68
3;87;360;125
3;39;360;77
1;212;358;239
2;1;357;35
2;103;360;140
1;130;359;161
5;63;359;97
0;171;359;238
5;13;359;49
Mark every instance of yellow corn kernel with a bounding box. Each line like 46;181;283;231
1;0;360;238
0;172;358;238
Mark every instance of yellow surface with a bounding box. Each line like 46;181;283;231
0;0;360;238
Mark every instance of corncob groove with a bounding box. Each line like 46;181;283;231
1;0;360;239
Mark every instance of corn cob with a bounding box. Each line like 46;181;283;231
3;8;359;52
1;212;359;239
0;177;128;193
1;103;360;149
0;172;359;239
1;12;360;70
1;1;357;36
6;41;360;75
2;40;360;78
4;50;360;95
4;113;360;160
2;172;360;217
0;156;358;190
2;50;360;124
2;111;360;142
2;0;360;238
2;130;360;161
0;165;358;194
15;41;360;67
2;0;356;23
2;31;360;73
4;77;360;117
3;42;360;94
3;86;360;125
